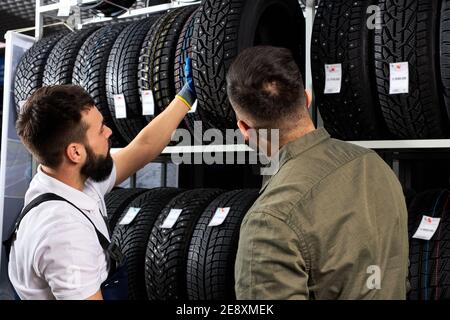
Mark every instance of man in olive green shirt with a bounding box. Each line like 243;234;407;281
227;46;409;300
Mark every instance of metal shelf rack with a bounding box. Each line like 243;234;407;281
1;0;449;299
32;0;450;153
31;0;450;195
35;0;201;38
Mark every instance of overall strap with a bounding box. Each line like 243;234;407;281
3;193;123;268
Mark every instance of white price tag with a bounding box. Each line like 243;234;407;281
412;215;441;241
119;207;141;225
160;209;183;229
57;0;71;17
141;90;155;116
114;94;127;119
208;207;231;227
189;100;198;114
324;64;342;94
389;62;409;94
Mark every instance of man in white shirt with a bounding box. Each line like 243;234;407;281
7;67;196;300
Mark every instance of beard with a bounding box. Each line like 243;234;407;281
80;142;114;183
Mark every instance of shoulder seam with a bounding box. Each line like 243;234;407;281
294;149;375;205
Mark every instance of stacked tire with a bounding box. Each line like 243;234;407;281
14;1;305;145
312;0;388;140
14;31;68;114
375;0;448;139
111;187;183;299
106;16;162;144
138;7;196;118
186;189;259;300
105;187;148;231
312;0;450;140
73;23;131;147
190;0;306;131
145;188;223;300
105;187;259;300
407;189;450;300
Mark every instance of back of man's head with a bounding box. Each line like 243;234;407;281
226;46;307;131
16;85;94;168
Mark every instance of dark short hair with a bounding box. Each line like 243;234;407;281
16;85;95;168
226;46;306;128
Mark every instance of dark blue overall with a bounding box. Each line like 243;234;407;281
3;193;128;300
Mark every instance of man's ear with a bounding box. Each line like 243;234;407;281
305;90;313;110
237;120;251;142
65;143;84;164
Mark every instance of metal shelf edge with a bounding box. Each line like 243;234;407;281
38;0;201;15
110;140;450;155
348;140;450;150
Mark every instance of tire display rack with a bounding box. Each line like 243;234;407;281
29;0;450;156
1;0;450;300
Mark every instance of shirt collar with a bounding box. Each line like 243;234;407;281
34;165;98;211
260;128;331;193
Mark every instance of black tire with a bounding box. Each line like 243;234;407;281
105;187;148;232
404;187;417;209
137;9;177;122
138;6;196;120
43;27;99;86
440;0;450;122
191;0;305;131
407;189;450;300
311;0;388;140
186;189;259;300
106;17;159;143
14;32;67;114
374;0;448;139
145;188;224;300
111;188;182;300
73;23;129;148
174;9;201;134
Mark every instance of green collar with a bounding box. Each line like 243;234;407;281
260;128;331;193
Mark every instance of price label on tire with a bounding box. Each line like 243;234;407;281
389;62;409;94
208;207;231;227
119;207;141;225
160;209;183;229
412;215;441;241
114;94;127;119
141;90;155;116
324;64;342;94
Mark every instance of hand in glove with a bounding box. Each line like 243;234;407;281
176;57;196;110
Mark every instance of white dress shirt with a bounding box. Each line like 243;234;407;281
8;164;116;300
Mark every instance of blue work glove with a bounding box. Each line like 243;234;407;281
185;57;195;93
176;57;196;110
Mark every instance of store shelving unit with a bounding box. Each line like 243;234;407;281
34;0;202;38
4;0;450;191
1;0;449;300
24;0;450;193
33;0;448;151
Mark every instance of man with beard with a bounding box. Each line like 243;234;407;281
7;67;196;299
